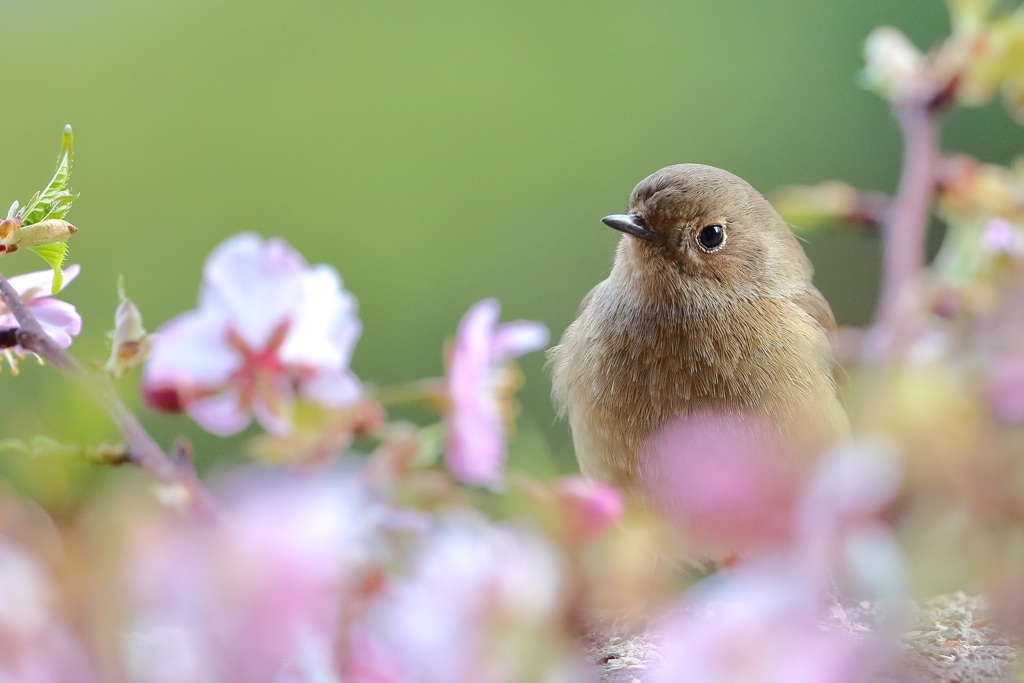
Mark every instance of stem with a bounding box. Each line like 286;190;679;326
0;272;216;517
871;103;940;335
370;378;447;408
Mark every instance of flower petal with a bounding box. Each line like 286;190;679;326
448;299;499;401
200;233;307;349
252;374;296;436
4;264;80;305
186;388;252;436
143;307;238;388
491;321;549;362
301;368;363;407
27;299;81;348
446;401;505;488
279;264;361;370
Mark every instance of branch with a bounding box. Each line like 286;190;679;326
0;272;216;517
869;102;940;348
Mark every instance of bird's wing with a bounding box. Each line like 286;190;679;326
792;285;849;406
576;283;600;317
792;285;836;336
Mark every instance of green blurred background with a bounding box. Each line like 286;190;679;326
1;0;1022;503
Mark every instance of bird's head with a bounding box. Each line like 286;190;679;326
605;164;812;307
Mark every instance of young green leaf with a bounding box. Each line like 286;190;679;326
30;242;69;292
17;126;78;293
19;125;77;226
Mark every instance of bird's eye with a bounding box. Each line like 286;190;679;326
696;224;726;252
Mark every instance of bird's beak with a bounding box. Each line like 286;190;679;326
601;214;657;242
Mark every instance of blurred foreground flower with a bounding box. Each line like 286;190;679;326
354;514;585;683
649;443;905;683
444;299;548;488
142;233;362;435
649;568;888;683
638;410;809;561
0;264;81;372
124;474;379;683
794;441;906;601
0;538;93;683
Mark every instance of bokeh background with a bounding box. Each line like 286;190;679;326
1;0;1021;503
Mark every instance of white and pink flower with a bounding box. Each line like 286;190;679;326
142;233;362;436
0;264;82;370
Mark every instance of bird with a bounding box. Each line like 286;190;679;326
548;164;847;534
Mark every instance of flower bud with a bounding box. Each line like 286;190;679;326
554;475;623;546
861;27;927;102
3;219;77;250
105;283;148;378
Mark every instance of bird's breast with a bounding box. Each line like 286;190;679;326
550;287;840;493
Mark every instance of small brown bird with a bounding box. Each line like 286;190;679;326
549;164;846;512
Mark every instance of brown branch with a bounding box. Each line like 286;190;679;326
0;272;217;517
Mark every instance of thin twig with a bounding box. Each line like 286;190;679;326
0;272;217;516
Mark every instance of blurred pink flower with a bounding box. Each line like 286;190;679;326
981;217;1024;258
649;567;887;683
638;410;808;561
356;514;585;683
649;441;905;683
444;299;548;488
124;474;375;683
142;233;362;435
794;440;906;600
0;538;94;683
553;475;623;545
988;354;1024;422
0;264;81;368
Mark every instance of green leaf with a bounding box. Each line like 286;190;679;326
30;242;69;293
19;125;77;226
15;126;77;293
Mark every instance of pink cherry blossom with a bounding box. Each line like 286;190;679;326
0;264;81;370
142;233;362;435
444;299;548;488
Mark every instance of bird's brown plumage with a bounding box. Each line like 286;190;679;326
549;164;845;499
